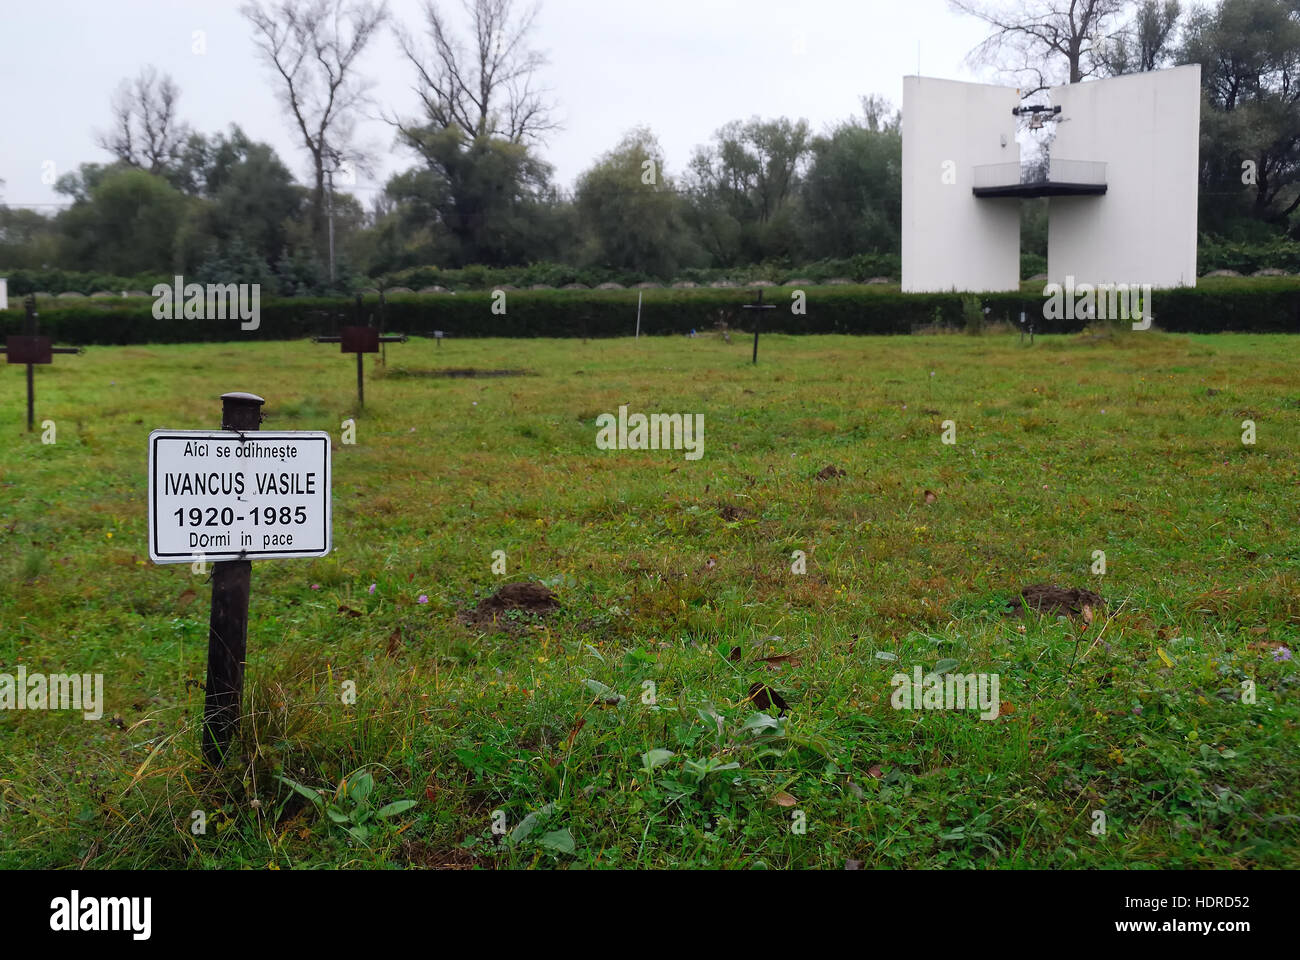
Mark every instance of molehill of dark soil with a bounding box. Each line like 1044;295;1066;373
459;581;560;630
1007;584;1104;618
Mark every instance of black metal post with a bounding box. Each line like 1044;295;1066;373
202;391;265;766
741;289;776;366
24;297;36;432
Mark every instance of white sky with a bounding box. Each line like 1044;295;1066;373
0;0;989;212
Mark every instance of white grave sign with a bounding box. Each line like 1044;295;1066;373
148;430;331;564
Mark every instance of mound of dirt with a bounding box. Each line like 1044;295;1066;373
477;581;559;615
815;465;847;481
1008;584;1103;619
460;581;560;630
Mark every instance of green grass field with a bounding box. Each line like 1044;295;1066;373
1;328;1297;869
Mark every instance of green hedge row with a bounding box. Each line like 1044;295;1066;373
1198;236;1300;275
2;281;1297;344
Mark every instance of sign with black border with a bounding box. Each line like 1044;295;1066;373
148;430;331;564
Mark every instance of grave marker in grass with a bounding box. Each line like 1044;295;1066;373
1019;310;1035;345
742;289;776;364
1;294;82;431
313;293;407;407
147;392;332;766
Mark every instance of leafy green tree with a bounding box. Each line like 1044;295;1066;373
798;98;901;260
686;117;811;264
1181;0;1300;231
174;126;304;271
55;167;188;275
0;207;60;269
387;127;560;266
387;0;564;267
53;163;117;205
575;128;700;277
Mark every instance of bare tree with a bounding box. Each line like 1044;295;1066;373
97;67;189;174
950;0;1137;94
1098;0;1181;75
242;0;389;247
393;0;557;144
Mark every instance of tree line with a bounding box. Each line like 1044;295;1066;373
0;0;1296;294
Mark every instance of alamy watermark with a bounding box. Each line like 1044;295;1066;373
1043;276;1153;331
595;405;704;461
0;668;104;720
50;891;150;940
151;275;260;330
890;666;1000;720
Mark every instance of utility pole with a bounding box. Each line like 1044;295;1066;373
326;160;336;284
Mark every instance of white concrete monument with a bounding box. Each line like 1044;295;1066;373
902;65;1201;292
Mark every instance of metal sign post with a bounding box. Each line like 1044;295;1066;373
1;295;82;431
148;393;333;766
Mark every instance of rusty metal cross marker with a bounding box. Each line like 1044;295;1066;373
313;293;407;407
742;289;776;365
1;294;82;431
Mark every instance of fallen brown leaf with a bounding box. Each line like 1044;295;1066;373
755;653;802;670
566;716;586;750
385;627;403;658
747;682;790;714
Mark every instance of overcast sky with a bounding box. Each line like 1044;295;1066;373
0;0;989;212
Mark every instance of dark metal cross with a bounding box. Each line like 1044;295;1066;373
1019;309;1035;345
312;293;407;407
741;289;776;365
1;295;82;431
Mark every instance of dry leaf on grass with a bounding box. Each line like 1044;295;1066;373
755;653;802;670
747;682;790;714
385;627;403;657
